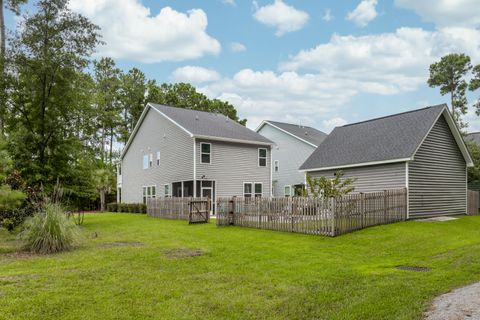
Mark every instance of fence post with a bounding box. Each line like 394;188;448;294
360;192;365;229
229;196;236;225
383;190;387;223
330;197;336;237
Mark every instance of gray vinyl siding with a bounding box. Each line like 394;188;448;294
195;140;271;198
257;124;316;197
408;115;466;218
308;162;406;193
121;108;193;203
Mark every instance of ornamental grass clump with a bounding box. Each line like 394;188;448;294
19;203;80;254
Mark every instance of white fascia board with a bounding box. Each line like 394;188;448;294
300;158;411;172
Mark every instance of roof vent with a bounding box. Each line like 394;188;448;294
195;115;199;121
305;131;308;136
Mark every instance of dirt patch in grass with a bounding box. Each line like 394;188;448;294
98;241;144;248
164;248;204;259
1;251;40;260
424;282;480;320
395;265;430;272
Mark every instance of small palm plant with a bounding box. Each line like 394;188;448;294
19;203;79;254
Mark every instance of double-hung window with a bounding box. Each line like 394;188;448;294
284;185;292;197
243;182;263;198
156;151;161;166
164;184;170;197
143;185;156;204
243;183;252;198
258;148;267;167
274;160;279;172
149;153;153;167
201;143;211;164
142;155;149;169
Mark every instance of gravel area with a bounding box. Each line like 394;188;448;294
424;282;480;320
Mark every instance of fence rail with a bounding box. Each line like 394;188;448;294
147;197;209;221
217;188;407;236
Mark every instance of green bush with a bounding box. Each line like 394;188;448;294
19;203;80;254
110;203;146;214
106;202;118;212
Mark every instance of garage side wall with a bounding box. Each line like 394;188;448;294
408;115;466;218
307;162;406;193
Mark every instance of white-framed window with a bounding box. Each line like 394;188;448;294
156;151;161;166
274;160;279;172
258;148;267;167
117;164;122;176
143;155;149;169
200;142;211;164
149;153;153;167
142;185;156;204
284;185;292;197
164;184;170;197
243;182;252;198
243;182;263;198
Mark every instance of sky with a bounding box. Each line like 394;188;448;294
6;0;480;133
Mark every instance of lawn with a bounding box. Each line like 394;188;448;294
1;214;480;320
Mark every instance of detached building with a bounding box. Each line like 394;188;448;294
300;104;473;219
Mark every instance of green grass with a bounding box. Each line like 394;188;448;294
1;214;480;319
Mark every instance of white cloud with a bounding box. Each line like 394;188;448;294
69;0;220;63
280;27;480;95
170;66;221;84
322;9;334;22
395;0;480;28
346;0;378;27
253;0;309;36
230;42;247;52
322;117;348;132
222;0;236;6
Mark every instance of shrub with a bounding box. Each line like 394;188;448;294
19;203;79;254
106;202;118;212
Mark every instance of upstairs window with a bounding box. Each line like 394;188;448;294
143;155;148;169
149;153;153;167
274;160;279;172
117;164;122;176
156;151;161;166
201;143;211;164
258;148;267;167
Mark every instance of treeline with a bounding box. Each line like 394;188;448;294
0;0;244;226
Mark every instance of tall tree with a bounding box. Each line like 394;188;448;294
5;0;100;189
119;67;146;144
93;57;122;165
428;53;472;128
470;64;480;114
0;0;27;135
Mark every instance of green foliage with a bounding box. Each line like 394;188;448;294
467;140;480;184
106;202;118;212
428;53;472;128
470;64;480;114
19;203;79;254
305;171;356;198
111;202;146;214
93;167;114;212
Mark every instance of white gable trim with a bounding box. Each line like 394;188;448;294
256;121;318;148
300;158;411;172
120;103;194;159
411;105;473;167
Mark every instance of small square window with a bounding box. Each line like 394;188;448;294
258;148;267;167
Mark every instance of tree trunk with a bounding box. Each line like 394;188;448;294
109;126;113;165
100;190;105;211
0;0;6;136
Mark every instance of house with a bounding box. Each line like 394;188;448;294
300;104;473;219
118;103;273;209
256;120;327;197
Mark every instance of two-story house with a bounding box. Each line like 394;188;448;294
118;103;273;210
256;120;327;197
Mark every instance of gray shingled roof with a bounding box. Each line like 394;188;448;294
264;120;327;146
149;103;272;144
300;104;447;170
467;132;480;146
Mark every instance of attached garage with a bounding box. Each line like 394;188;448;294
300;104;473;219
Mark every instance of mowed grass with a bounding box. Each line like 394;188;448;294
1;214;480;320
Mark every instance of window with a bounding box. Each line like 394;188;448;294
143;155;148;169
243;182;262;198
258;148;267;167
142;185;156;204
164;184;170;197
156;151;161;166
243;183;252;198
274;160;279;172
201;143;211;164
149;153;153;167
118;187;122;203
284;185;291;197
254;183;262;198
117;164;122;175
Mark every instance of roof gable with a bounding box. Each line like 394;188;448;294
300;104;473;171
256;120;327;147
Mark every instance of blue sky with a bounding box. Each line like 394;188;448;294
7;0;480;132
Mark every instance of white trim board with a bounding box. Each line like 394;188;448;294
256;121;319;148
300;158;411;172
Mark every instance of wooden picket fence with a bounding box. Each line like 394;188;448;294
467;190;479;215
147;197;210;223
216;188;407;236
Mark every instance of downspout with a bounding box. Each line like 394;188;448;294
193;137;196;198
269;146;273;197
405;161;409;219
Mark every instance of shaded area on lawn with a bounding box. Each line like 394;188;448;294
1;214;480;319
